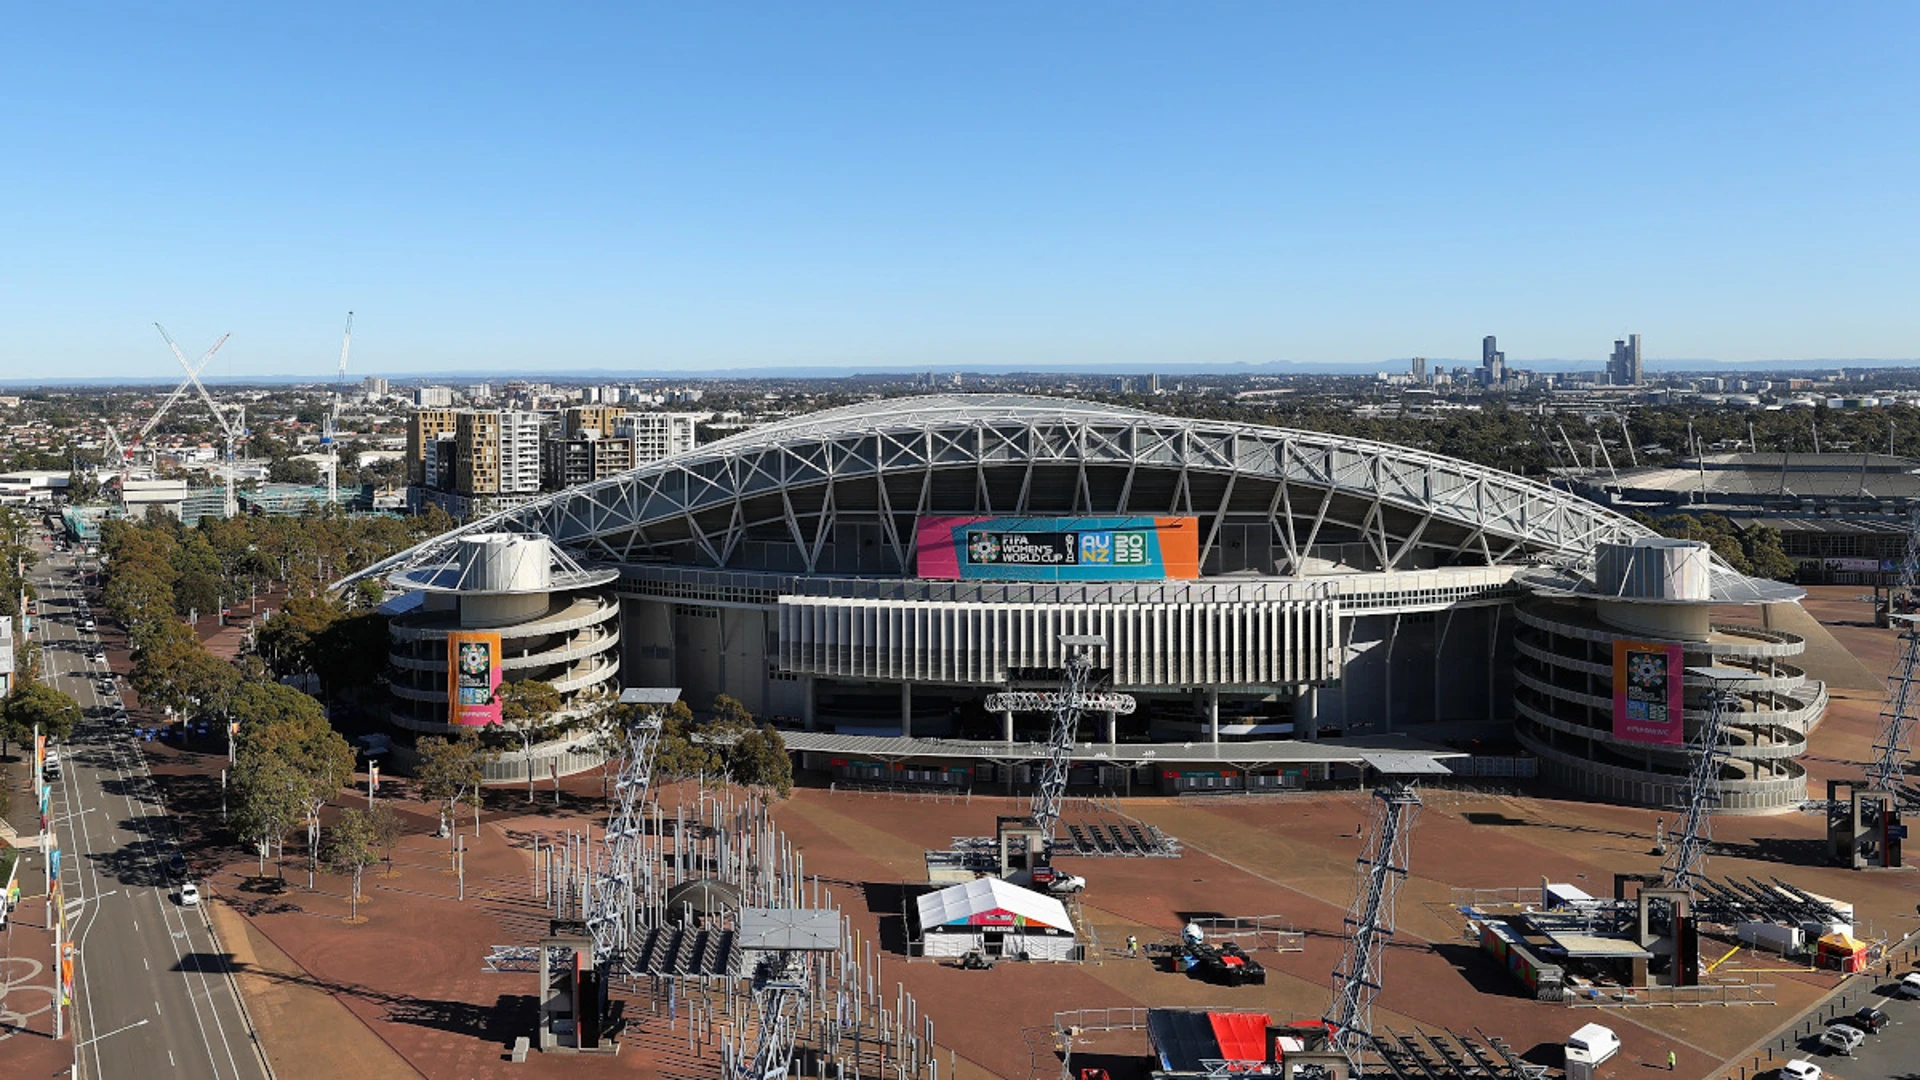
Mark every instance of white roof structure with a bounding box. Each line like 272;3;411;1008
338;393;1672;589
915;876;1074;934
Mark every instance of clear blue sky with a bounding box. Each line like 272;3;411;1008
2;4;1915;378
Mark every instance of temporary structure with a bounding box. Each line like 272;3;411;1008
1816;931;1868;973
914;876;1076;961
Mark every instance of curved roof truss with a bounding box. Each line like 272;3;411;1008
341;394;1657;588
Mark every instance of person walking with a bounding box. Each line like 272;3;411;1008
1126;935;1139;957
1667;1050;1676;1071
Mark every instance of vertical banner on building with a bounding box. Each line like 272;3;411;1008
1613;640;1686;745
446;631;503;726
34;732;46;792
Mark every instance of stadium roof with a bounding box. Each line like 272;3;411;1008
341;394;1665;588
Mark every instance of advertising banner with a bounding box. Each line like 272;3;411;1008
446;631;503;726
1613;640;1686;745
914;516;1200;581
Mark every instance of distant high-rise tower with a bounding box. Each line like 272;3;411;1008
1410;357;1427;384
1480;336;1506;385
1608;334;1644;385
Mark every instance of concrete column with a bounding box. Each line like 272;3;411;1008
1002;710;1015;743
1105;710;1117;745
1208;688;1220;743
801;676;816;731
900;681;913;739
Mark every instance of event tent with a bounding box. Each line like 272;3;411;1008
914;876;1076;961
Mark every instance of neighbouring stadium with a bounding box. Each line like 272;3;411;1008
346;395;1821;811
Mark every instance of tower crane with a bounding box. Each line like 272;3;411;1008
103;331;230;507
155;324;244;519
324;312;354;505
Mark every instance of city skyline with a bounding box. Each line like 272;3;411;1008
3;4;1916;378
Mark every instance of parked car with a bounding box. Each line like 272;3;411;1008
1901;971;1920;998
1843;1006;1889;1033
179;882;200;907
1818;1024;1864;1056
1779;1061;1821;1080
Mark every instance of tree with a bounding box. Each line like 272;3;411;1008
367;802;405;878
3;679;82;754
232;752;305;877
233;689;356;887
651;700;723;780
416;731;497;839
308;611;391;699
1740;524;1797;582
726;724;794;799
494;679;563;803
325;808;378;922
711;693;753;728
255;595;344;688
129;620;234;721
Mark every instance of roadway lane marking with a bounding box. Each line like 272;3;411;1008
144;958;150;971
156;999;163;1016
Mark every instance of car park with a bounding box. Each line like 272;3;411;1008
1818;1024;1864;1056
1779;1061;1821;1080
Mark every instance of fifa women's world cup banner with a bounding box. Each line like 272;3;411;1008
1612;639;1685;745
914;516;1200;582
446;630;503;726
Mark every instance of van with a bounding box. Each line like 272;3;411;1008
1564;1023;1620;1080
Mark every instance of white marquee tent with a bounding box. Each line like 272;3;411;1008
914;876;1077;962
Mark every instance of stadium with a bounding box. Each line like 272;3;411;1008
348;395;1822;811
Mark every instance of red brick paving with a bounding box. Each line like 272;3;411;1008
88;581;1920;1079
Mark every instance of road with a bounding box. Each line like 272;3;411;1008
1774;976;1920;1080
30;541;272;1080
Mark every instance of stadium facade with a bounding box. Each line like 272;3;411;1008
350;396;1821;811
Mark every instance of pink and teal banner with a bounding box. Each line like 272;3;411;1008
1613;640;1685;745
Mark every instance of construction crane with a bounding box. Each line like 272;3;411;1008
1325;754;1447;1071
323;311;354;506
155;324;244;519
103;331;231;503
1660;668;1760;895
984;634;1136;847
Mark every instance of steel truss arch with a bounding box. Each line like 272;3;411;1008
342;394;1661;588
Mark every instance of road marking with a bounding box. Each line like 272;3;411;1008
144;957;151;971
170;1049;177;1066
156;999;163;1015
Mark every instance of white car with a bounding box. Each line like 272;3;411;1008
1780;1061;1821;1080
179;882;201;906
1901;971;1920;998
1818;1024;1864;1056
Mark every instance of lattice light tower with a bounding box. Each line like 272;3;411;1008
1867;508;1920;802
1660;668;1760;896
983;633;1136;846
583;687;678;967
1325;754;1449;1068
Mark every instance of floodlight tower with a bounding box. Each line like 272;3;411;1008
983;633;1136;846
1661;667;1761;895
1325;754;1448;1070
583;688;678;967
323;311;354;506
1869;614;1920;804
